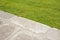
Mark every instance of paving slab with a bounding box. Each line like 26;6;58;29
0;11;60;40
0;10;14;19
0;21;24;40
46;28;60;40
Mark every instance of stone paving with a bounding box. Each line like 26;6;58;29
0;10;60;40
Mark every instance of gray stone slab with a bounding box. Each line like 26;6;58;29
8;30;50;40
46;28;60;40
9;16;51;34
0;11;14;19
0;20;24;40
8;30;41;40
0;11;51;34
0;18;9;26
0;25;15;40
0;24;24;40
0;11;60;40
11;33;33;40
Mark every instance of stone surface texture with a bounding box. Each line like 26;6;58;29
0;10;60;40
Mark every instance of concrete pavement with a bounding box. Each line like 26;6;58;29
0;10;60;40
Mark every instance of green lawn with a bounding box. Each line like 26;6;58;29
0;0;60;29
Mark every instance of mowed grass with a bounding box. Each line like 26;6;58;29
0;0;60;29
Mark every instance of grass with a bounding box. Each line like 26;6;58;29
0;0;60;29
